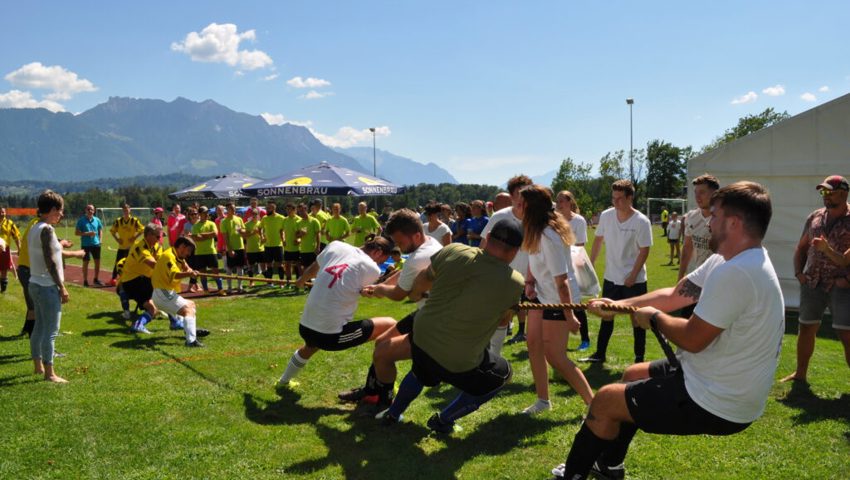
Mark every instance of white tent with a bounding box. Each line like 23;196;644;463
687;92;850;309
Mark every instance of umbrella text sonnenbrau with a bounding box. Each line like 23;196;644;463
255;186;330;196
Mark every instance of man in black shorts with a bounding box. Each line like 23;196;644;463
552;181;784;479
376;219;525;432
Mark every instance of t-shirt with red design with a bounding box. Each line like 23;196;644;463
801;206;850;291
300;241;381;334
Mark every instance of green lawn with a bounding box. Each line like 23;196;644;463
1;226;847;479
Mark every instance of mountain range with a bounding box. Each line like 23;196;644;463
0;96;457;186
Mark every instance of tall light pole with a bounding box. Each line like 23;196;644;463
369;127;377;211
626;98;634;185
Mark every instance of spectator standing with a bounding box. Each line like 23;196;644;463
666;211;683;265
556;190;591;351
75;204;104;287
0;206;21;293
109;204;144;285
166;204;185;247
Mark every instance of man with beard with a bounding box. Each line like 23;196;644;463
551;181;784;480
677;174;720;318
782;175;850;383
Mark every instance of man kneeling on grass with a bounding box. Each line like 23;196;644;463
551;181;784;480
151;237;210;348
277;235;396;386
376;219;525;433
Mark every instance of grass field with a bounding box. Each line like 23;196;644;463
1;226;848;479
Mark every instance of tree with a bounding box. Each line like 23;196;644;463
702;107;790;152
645;139;687;199
551;157;596;215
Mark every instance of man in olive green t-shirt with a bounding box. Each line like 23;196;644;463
351;201;382;246
190;206;224;294
325;203;351;243
259;201;286;280
297;203;322;272
378;219;525;433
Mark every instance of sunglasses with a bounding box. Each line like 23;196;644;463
819;189;840;197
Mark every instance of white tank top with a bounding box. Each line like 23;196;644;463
28;221;64;287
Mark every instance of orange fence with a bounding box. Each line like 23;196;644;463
6;208;37;216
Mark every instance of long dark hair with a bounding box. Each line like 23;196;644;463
520;185;574;253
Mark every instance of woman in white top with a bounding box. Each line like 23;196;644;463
422;202;452;246
28;190;84;383
520;185;594;414
556;190;591;351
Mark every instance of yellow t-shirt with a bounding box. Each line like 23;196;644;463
282;215;301;252
220;216;245;251
260;213;286;248
298;216;322;253
244;218;264;253
191;220;218;255
325;216;351;242
152;247;185;291
121;238;162;283
0;217;21;249
16;218;38;267
351;214;381;246
110;216;144;249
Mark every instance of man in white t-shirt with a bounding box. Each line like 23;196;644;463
582;180;653;364
481;174;533;348
677;174;720;318
337;209;443;411
551;181;784;480
277;238;395;386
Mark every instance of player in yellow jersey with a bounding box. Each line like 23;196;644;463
151;237;209;347
0;206;21;293
109;204;144;285
259;200;286;281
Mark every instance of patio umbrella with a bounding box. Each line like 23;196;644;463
241;162;405;198
169;172;263;200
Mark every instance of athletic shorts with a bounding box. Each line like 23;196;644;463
115;248;130;262
152;288;190;316
542;309;567;321
299;252;317;268
284;250;300;262
299;320;375;351
798;283;850;330
123;276;153;305
410;336;512;396
667;238;680;244
192;253;219;269
17;265;34;310
246;251;265;265
0;248;11;271
395;310;418;335
264;246;284;263
226;250;246;268
602;280;648;301
82;245;101;261
625;358;751;436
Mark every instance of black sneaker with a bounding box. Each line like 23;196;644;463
83;281;89;287
338;386;369;403
591;461;625;480
93;279;104;287
426;413;455;434
579;353;606;363
506;333;526;345
185;340;205;348
634;356;644;363
196;328;210;338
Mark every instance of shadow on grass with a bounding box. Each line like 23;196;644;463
110;336;186;351
0;334;26;343
251;387;565;479
0;373;41;387
0;353;29;365
778;381;850;437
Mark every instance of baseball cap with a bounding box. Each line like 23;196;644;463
488;218;523;248
153;207;164;213
816;175;849;191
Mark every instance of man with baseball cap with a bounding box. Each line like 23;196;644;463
782;175;850;384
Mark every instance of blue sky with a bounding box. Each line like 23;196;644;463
2;1;848;185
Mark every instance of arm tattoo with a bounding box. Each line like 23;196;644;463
677;279;702;302
41;226;63;287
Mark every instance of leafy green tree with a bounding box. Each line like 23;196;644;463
702;107;790;152
551;157;597;216
645;139;687;199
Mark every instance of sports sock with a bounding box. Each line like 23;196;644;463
517;320;525;335
600;422;638;467
1;278;8;292
363;364;379;395
226;267;233;290
215;278;223;290
596;320;614;357
633;326;646;359
440;385;505;423
138;311;153;327
279;350;309;383
489;325;508;357
118;288;130;312
278;267;285;280
236;267;243;290
562;422;613;479
183;316;197;343
387;371;424;417
200;277;209;291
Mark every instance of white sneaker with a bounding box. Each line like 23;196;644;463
521;399;552;415
121;310;131;320
551;463;565;477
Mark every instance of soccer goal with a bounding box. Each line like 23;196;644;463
97;207;157;227
646;198;687;225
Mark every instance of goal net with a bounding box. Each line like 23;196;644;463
97;207;157;227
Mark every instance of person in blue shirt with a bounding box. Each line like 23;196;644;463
465;200;489;247
75;204;104;287
452;202;470;244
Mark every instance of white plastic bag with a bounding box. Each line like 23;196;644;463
571;245;600;297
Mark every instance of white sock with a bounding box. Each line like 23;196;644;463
279;350;309;383
237;267;243;290
226;267;233;290
184;316;197;343
489;325;508;357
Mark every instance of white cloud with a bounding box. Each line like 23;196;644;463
731;91;758;105
286;76;331;89
171;23;273;71
260;112;312;127
262;73;279;82
300;90;334;100
311;126;391;148
818;85;829;93
0;89;65;112
801;92;817;102
761;84;785;96
5;62;97;99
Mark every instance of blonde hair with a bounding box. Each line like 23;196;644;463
520;185;574;253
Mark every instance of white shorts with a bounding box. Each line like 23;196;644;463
152;289;190;316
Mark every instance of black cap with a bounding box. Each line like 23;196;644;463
488;218;523;248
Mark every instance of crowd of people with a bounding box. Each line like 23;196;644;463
1;172;849;480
